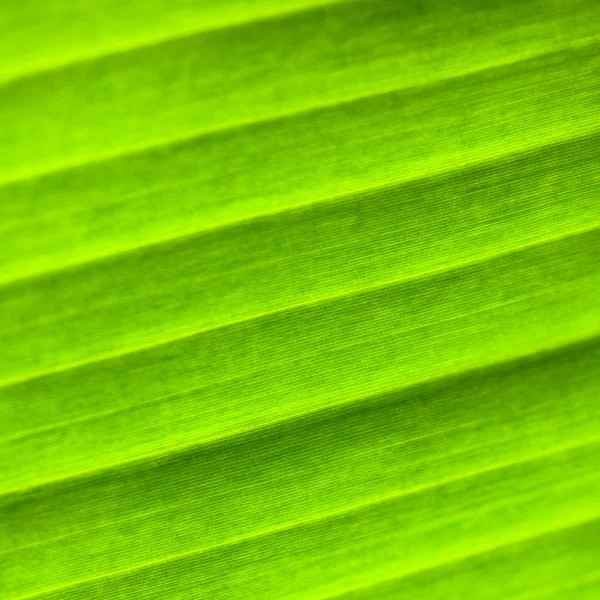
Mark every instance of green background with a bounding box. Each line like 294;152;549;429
1;0;599;597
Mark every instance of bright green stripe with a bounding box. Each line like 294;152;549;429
2;126;598;289
3;338;599;595
2;228;600;492
1;131;598;381
0;0;352;84
331;520;600;600
1;40;600;282
11;468;600;598
1;0;599;182
7;337;597;548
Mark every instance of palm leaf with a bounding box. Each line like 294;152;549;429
1;0;599;598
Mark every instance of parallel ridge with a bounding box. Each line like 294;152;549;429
2;226;600;493
1;130;599;382
1;0;599;184
10;473;600;599
0;0;353;84
328;520;600;600
1;2;600;284
3;337;600;597
3;0;600;598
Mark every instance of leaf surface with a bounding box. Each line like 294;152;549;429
1;0;599;598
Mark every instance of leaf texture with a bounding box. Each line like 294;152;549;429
1;0;599;598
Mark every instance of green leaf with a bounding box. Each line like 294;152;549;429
1;0;599;598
